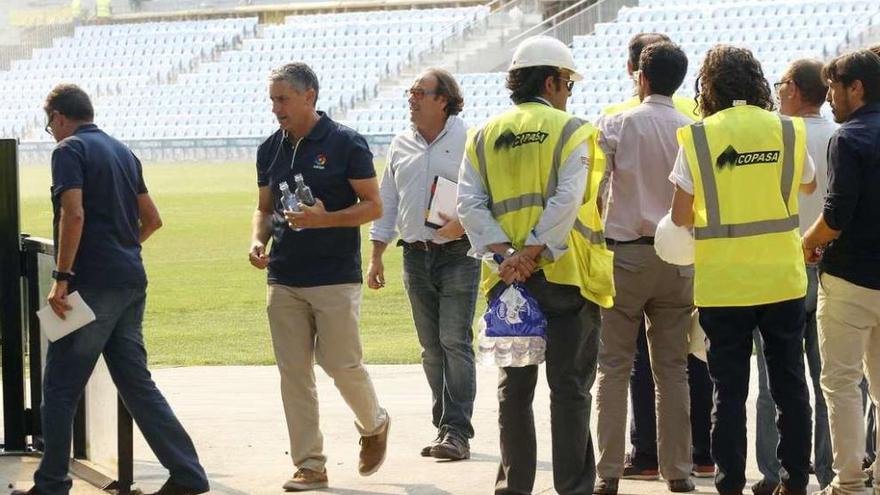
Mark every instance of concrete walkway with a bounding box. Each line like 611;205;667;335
4;362;828;494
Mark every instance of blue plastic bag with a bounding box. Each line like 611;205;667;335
483;280;547;338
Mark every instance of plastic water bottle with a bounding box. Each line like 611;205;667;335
494;336;513;367
477;326;496;366
293;173;315;207
278;181;303;232
511;336;530;366
529;337;546;364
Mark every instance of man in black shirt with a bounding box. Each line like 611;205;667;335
14;84;209;495
802;49;880;495
248;63;389;492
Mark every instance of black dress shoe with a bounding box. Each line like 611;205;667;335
594;478;619;495
146;479;209;495
421;433;442;457
430;432;470;461
10;488;40;495
668;478;696;493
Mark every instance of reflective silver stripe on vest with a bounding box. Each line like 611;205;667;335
491;192;544;217
574;218;605;244
473;129;491;202
691;117;798;241
547;117;586;198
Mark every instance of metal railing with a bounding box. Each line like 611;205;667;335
509;0;637;47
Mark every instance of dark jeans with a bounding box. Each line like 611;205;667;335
494;272;601;495
628;320;713;468
700;297;811;495
402;241;480;439
36;288;208;495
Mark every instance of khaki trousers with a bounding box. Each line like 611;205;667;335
596;244;694;480
817;273;880;494
267;283;387;472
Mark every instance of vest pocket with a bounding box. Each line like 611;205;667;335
586;247;615;296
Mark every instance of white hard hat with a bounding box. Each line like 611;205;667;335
508;35;583;81
654;212;695;266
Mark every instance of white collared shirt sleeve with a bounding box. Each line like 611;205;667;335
369;145;400;244
457;153;511;257
525;142;589;260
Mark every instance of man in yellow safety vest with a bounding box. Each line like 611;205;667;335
458;35;614;494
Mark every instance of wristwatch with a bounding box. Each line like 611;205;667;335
51;270;74;282
504;247;517;258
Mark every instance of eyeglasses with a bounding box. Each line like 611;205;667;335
44;112;55;136
405;88;439;99
558;78;575;92
773;80;792;92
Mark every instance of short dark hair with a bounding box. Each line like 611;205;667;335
628;32;671;70
823;50;880;104
269;62;320;105
784;59;828;106
425;68;464;116
639;41;687;97
506;66;562;104
44;84;94;121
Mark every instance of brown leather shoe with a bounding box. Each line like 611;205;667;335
668;478;696;493
283;468;329;491
421;433;442;457
358;414;390;476
773;484;806;495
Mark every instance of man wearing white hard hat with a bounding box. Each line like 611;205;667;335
458;35;615;494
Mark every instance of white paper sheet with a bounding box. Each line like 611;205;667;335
426;176;458;228
37;291;96;342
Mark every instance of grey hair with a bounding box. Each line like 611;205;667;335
269;62;320;105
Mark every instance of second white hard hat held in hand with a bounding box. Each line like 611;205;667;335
654;212;695;266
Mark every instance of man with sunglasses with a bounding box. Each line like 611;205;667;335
458;35;615;494
368;69;479;461
751;59;838;495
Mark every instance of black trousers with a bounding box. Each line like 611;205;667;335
700;298;811;495
628;319;714;467
494;272;601;495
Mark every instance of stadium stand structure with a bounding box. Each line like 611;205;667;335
3;5;488;162
4;0;880;162
348;0;880;136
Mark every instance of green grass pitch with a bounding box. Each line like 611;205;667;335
18;160;465;366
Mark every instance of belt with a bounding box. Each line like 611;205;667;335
606;236;654;246
397;237;469;251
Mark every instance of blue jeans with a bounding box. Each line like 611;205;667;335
35;288;208;495
754;266;833;487
701;298;811;495
402;240;480;439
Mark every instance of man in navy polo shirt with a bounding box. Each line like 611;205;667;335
13;85;209;495
248;62;389;492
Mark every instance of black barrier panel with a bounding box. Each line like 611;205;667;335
0;138;27;451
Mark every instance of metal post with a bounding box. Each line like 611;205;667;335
0;139;27;451
117;398;134;495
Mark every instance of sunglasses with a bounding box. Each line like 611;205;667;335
558;78;575;92
405;88;439;99
44;112;55;136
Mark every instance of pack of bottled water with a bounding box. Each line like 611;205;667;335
476;255;548;367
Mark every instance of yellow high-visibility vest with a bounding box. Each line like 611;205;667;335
465;101;615;308
678;105;808;307
96;0;111;17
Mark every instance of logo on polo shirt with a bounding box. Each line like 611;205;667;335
716;145;780;170
494;129;550;150
313;153;327;170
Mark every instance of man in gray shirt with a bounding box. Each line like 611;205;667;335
368;69;479;461
593;41;695;495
